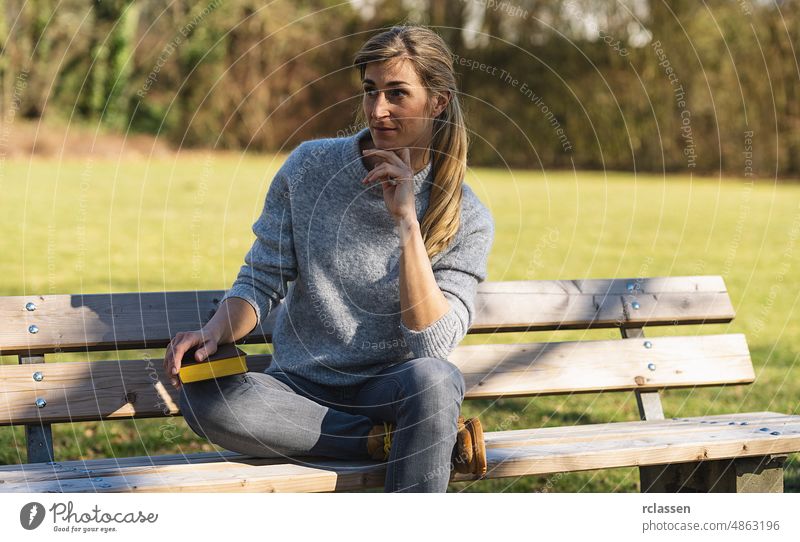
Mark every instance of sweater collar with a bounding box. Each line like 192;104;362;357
342;126;433;196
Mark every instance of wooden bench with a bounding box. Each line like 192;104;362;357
1;275;798;492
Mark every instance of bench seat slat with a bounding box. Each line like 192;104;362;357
483;413;800;445
0;334;753;426
484;420;798;479
1;412;796;492
0;276;735;355
0;412;786;478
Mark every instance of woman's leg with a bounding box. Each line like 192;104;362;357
340;357;466;493
178;371;376;460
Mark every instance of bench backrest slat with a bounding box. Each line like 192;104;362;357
456;333;753;398
0;333;753;426
0;276;734;355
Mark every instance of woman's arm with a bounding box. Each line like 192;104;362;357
163;297;257;390
360;146;493;360
397;216;450;330
360;147;450;330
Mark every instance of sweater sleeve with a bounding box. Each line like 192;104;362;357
219;144;305;333
399;208;495;360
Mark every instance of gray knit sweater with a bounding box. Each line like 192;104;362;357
220;126;494;388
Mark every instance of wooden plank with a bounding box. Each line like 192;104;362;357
472;275;735;333
479;439;795;481
481;414;799;482
2;411;786;480
0;354;269;426
1;412;791;485
482;415;800;448
0;291;234;356
455;333;753;399
1;412;797;492
0;460;381;493
478;411;790;440
0;276;735;355
0;450;244;475
0;334;754;425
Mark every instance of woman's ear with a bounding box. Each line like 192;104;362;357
432;90;451;117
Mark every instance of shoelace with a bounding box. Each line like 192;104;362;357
382;421;393;461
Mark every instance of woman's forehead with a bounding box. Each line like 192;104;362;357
364;57;420;85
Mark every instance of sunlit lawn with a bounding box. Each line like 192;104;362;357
1;152;798;492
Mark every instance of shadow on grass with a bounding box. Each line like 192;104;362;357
784;454;799;492
464;397;599;432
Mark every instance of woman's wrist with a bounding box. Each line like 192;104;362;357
200;321;225;344
201;305;230;344
396;215;421;246
202;296;258;344
394;213;419;227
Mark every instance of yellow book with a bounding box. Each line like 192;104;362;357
179;342;248;384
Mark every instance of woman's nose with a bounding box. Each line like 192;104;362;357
370;91;391;119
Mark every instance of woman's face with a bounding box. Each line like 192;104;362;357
361;58;447;165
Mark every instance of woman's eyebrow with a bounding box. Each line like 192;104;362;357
362;78;410;87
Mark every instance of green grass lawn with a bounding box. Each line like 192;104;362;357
1;153;798;492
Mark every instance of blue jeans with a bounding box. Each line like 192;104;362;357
178;356;466;492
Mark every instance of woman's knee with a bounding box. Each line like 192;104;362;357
178;384;203;436
397;357;466;408
178;383;218;438
178;376;245;438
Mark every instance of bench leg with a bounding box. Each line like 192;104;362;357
25;423;55;463
640;454;786;493
19;354;56;463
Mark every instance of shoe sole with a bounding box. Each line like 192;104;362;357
465;417;487;478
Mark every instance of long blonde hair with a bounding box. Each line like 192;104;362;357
352;25;467;260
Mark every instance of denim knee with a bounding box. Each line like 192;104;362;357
397;357;466;412
178;385;198;432
178;383;215;439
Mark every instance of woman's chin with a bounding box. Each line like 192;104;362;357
371;129;400;143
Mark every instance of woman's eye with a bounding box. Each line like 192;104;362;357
363;89;405;98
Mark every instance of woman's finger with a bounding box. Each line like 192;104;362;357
362;162;392;185
168;335;195;377
164;337;178;372
401;147;412;167
163;343;172;370
362;162;410;186
363;148;406;168
195;340;218;362
164;338;180;389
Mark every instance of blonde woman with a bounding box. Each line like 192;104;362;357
165;24;494;493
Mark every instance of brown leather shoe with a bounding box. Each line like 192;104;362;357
452;415;487;477
367;421;394;461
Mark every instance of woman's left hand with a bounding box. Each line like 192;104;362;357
360;147;416;223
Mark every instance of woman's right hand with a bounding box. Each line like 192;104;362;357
164;330;219;391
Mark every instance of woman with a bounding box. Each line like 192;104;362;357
164;24;495;493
